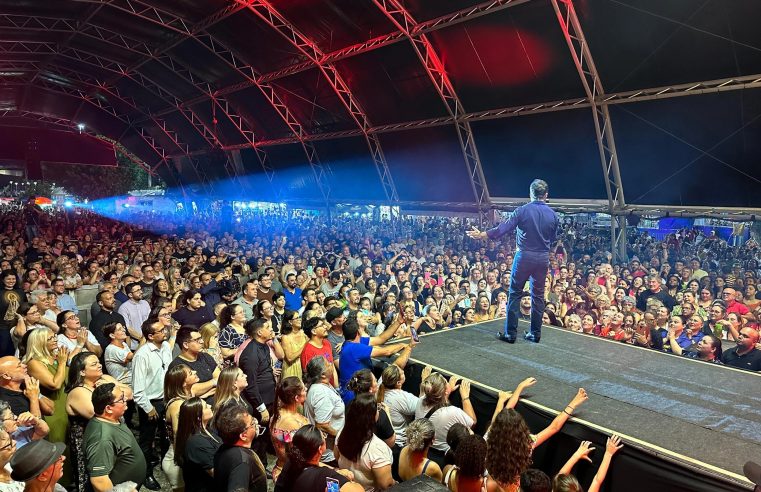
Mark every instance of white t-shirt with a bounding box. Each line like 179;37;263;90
415;402;474;453
336;432;392;491
56;331;100;352
104;344;132;384
305;383;345;463
383;389;419;447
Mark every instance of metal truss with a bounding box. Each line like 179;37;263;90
149;0;529;115
11;79;169;177
41;58;214;194
0;110;79;132
152;54;274;196
242;0;399;206
552;0;627;262
373;0;491;224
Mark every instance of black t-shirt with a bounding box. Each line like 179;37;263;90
214;444;267;492
375;407;394;441
172;306;215;328
90;309;127;350
0;387;31;415
274;463;348;492
183;431;221;492
169;353;218;384
722;347;761;371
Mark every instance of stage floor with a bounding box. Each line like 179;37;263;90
409;319;761;484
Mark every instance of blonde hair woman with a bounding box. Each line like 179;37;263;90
162;363;198;492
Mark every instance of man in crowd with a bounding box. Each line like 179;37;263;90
85;383;147;491
232;279;258;320
168;326;220;401
118;282;150;350
636;275;676;312
51;278;78;315
90;290;127;351
722;327;761;371
0;357;53;417
131;319;172;490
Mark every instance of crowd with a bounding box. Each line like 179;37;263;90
0;199;759;492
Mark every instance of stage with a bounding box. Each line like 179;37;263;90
406;319;760;491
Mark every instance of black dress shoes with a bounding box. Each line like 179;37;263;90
143;475;161;490
524;332;540;343
496;333;516;344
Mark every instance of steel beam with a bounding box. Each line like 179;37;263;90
373;0;491;224
144;0;531;117
552;0;627;262
241;0;398;206
40;61;213;193
13;80;167;176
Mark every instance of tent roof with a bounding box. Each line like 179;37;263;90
1;0;760;209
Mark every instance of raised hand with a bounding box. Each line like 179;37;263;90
574;441;595;463
518;377;537;390
571;388;588;408
605;435;624;455
466;227;486;240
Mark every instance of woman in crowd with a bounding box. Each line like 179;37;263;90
272;292;287;334
335;393;395;491
554;436;623;492
564;314;582;332
414;372;475;467
23;329;68;446
346;369;395;448
163;363;199;492
484;410;533;492
218;304;248;362
378;364;424;453
698;288;714;311
65;352;131;492
152;279;171;303
274;425;362;492
668;332;723;363
0;428;24;491
11;302;57;351
443;434;497;492
280;310;307;380
304;356;344;465
472;296;493;323
103;322;133;383
397;418;442;482
269;376;309;482
212;366;252;414
174;397;220;492
195;322;221;366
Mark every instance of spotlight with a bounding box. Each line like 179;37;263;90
64;200;73;208
240;203;247;209
236;217;241;223
77;123;85;134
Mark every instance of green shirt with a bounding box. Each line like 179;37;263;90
84;417;146;487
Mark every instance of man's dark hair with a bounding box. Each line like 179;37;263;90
215;400;250;445
126;282;142;296
302;288;315;299
530;179;548;199
92;383;116;416
245;317;268;338
96;290;111;304
303;317;321;339
520;469;551;492
342;318;360;341
175;326;197;351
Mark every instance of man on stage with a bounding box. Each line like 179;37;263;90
467;179;558;343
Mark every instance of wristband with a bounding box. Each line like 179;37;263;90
256;404;266;413
462;397;470;401
563;410;573;416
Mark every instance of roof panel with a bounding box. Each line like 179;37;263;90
273;68;356;134
143;0;230;23
168;38;247;88
313;137;387;201
265;143;322;201
470;108;606;199
379;126;475;203
269;0;397;53
207;8;307;74
582;0;761;92
226;86;293;141
335;41;449;125
92;5;179;45
612;90;761;208
135;59;204;102
401;0;487;24
0;1;88;18
188;100;247;148
433;1;585;112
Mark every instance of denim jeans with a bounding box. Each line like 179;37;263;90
504;250;549;339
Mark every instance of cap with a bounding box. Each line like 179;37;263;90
326;307;344;323
10;439;65;482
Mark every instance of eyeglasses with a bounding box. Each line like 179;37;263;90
160;313;172;318
111;394;127;406
189;336;204;344
65;314;78;322
0;439;13;452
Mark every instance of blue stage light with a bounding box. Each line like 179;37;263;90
64;200;73;208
